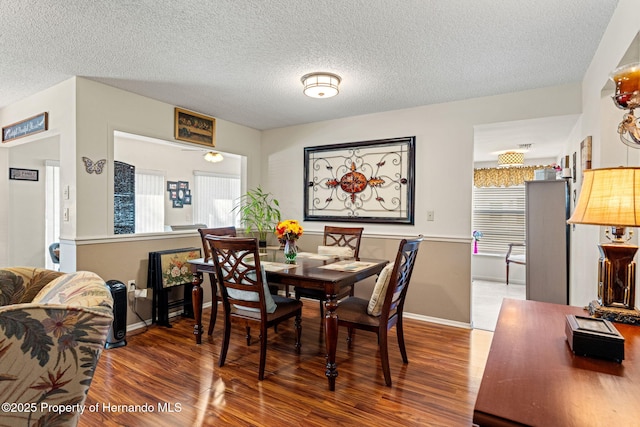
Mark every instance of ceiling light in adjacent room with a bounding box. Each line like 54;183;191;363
497;152;524;168
204;151;223;163
301;72;341;98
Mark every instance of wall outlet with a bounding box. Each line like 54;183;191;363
427;210;435;221
128;280;136;292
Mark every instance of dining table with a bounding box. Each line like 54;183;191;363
188;249;388;391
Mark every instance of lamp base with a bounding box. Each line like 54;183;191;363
598;243;637;309
588;300;640;325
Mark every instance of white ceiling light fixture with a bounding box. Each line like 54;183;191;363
497;151;524;168
301;72;341;98
204;151;224;163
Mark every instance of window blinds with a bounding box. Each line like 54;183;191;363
472;185;526;255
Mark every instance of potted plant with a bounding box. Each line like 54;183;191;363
233;186;281;247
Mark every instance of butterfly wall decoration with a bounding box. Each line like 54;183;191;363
82;157;106;174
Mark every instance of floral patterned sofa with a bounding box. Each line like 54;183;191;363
0;267;114;426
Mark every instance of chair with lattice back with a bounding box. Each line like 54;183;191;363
295;226;364;316
206;236;302;380
505;242;526;285
197;226;237;335
335;235;423;386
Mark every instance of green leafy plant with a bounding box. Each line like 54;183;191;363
233;187;281;243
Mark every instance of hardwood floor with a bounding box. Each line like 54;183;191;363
79;303;493;426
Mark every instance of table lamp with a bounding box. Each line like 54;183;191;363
567;167;640;310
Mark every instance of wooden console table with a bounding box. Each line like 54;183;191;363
473;298;640;426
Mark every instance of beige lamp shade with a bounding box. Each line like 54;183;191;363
568;167;640;227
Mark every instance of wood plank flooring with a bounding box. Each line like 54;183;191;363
79;302;493;426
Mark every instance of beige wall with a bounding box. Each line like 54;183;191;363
0;78;75;267
261;84;582;325
8;135;60;266
568;0;640;307
2;0;639;326
75;233;215;327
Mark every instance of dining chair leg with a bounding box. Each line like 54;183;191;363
258;328;268;381
346;327;354;349
396;316;408;363
506;262;510;285
246;326;251;346
379;330;392;387
294;313;302;352
319;299;324;318
219;314;231;368
208;274;217;335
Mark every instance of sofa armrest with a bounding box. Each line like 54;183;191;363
0;267;64;306
0;303;113;425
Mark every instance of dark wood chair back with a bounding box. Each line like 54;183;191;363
380;236;423;322
323;226;364;258
207;236;266;315
198;226;237;262
336;235;423;386
295;226;365;313
205;235;302;381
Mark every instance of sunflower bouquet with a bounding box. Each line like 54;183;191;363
275;219;304;242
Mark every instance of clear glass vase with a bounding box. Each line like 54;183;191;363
284;239;298;263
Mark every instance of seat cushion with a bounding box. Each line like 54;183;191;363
507;254;526;264
367;263;394;316
337;297;380;328
227;267;277;313
318;245;354;257
231;295;302;321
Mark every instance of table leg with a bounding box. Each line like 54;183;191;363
192;271;204;344
324;292;339;391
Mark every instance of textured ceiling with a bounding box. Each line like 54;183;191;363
0;0;618;155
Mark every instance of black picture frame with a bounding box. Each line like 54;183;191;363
183;195;192;205
9;168;39;181
304;136;415;224
167;181;178;191
178;181;189;190
173;199;183;208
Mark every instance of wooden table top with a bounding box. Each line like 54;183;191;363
473;298;640;427
189;253;388;293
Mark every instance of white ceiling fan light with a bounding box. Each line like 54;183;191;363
204;151;224;163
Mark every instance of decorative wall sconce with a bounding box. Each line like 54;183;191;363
610;62;640;148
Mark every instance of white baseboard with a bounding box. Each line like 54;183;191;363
126;301;213;332
125;302;472;332
404;312;471;329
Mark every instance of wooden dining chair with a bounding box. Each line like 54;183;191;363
295;226;364;316
335;235;423;386
197;226;237;335
505;242;526;285
206;236;302;381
